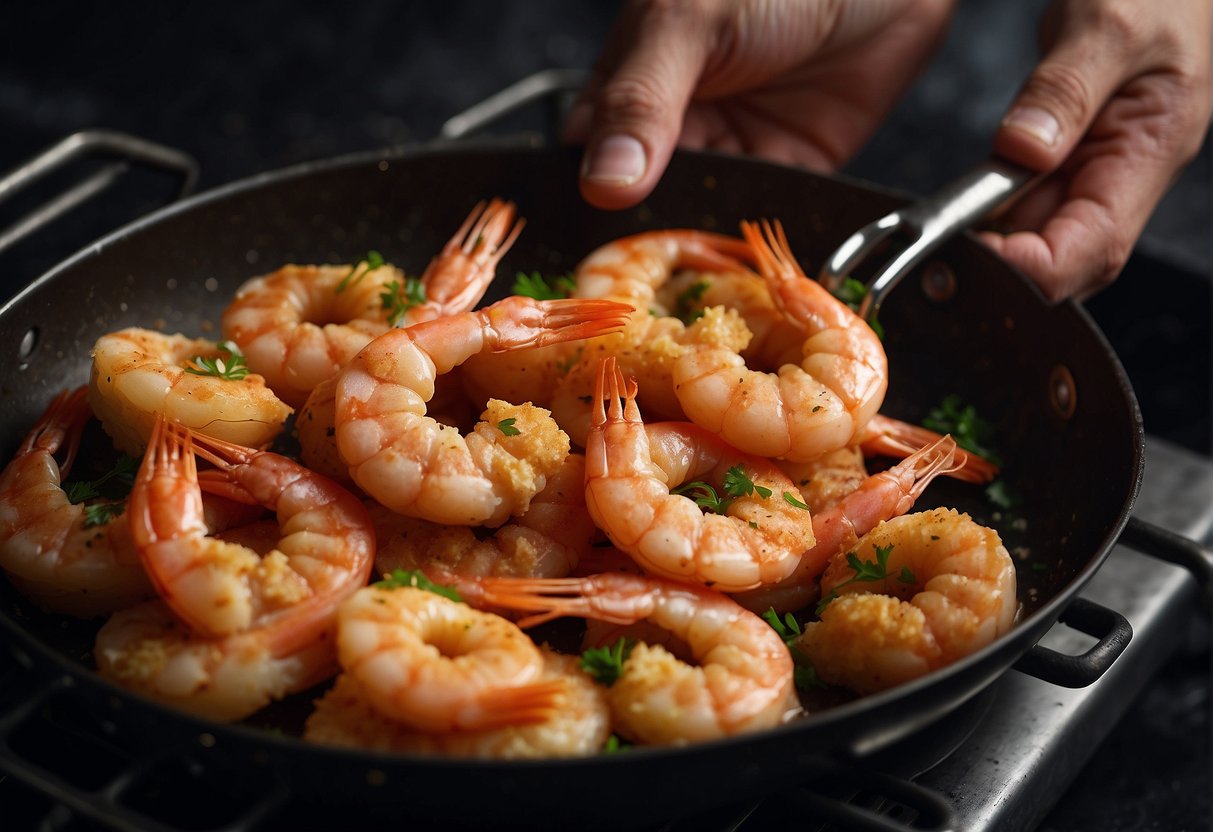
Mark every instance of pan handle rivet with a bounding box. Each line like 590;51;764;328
17;326;38;368
1050;366;1077;419
920;262;956;302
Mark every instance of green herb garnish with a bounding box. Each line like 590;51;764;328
602;734;632;754
380;277;426;326
65;454;139;528
673;465;773;515
985;479;1020;509
512;271;575;301
672;279;710;325
337;250;386;293
761;607;825;691
922;394;1001;465
831;277;884;339
373;568;462;602
496;417;521;436
816;544;914;615
782;492;810;511
580;637;635;687
185;341;250;381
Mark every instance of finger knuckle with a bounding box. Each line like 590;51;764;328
1086;1;1148;51
600;76;672;125
1027;63;1097;125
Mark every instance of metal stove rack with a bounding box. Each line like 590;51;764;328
1;436;1209;832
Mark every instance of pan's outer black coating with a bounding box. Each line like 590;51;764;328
0;144;1142;831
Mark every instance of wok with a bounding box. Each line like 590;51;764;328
0;123;1206;831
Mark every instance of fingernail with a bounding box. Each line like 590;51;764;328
1002;106;1061;148
582;135;647;185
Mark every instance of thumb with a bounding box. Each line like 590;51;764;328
994;9;1139;172
574;6;715;210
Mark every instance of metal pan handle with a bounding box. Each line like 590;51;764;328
1013;597;1133;688
819;159;1040;321
1119;515;1213;612
440;68;589;143
0;130;198;260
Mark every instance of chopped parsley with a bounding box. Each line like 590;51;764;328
602;734;632;754
816;544;915;615
782;492;810;511
65;454;139;528
337;250;386;293
922;394;1001;466
672;279;710;325
184;341;250;381
673;465;775;515
762;607;825;691
496;417;521;436
831;277;884;339
512;271;575;300
580;637;635;687
380;277;427;326
373;568;462;602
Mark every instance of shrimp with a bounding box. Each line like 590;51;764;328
0;388;152;617
335;583;565;732
584;357;815;592
776;446;870;515
304;649;610;758
95;597;338;722
471;572;796;745
573;229;754;308
374;453;596;580
221;199;523;407
548;304;752;448
333;296;630;526
795;507;1018;694
130;415;375;639
672;220;888;462
859;414;999;484
735;436;961;614
89;328;292;456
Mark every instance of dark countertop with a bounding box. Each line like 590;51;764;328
0;2;1209;830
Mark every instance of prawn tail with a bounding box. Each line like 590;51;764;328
467;678;566;729
188;429;258;469
535;298;633;346
24;386;92;474
196;469;260;506
860;415;999;484
426;198;525;313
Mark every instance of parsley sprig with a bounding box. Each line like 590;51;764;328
815;544;915;616
580;637;635;687
831;276;884;340
337;250;386;293
185;341;250;381
380;277;426;326
673;465;807;516
373;568;462;602
922;394;1001;466
762;608;824;690
65;455;139;528
512;271;575;301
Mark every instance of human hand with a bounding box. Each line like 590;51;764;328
980;0;1212;300
564;0;957;209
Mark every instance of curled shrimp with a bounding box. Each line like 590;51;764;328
304;649;610;758
795;507;1018;694
221;199;523;407
336;583;565;732
0;388;152;617
573;229;754;308
734;435;962;615
95;597;338;721
672;220;888;462
89;328;292;456
130;415;375;639
333;296;630;526
471;572;796;745
584;357;815;592
374;453;597;580
859;414;999;484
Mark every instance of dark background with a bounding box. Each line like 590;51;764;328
0;2;1209;830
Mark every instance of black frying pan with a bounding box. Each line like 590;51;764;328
0;139;1198;831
